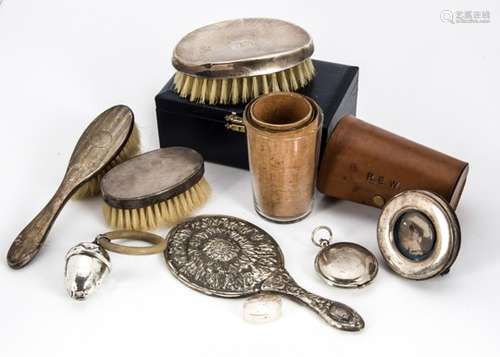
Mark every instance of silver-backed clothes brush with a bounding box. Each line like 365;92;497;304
172;18;315;105
100;147;211;231
7;105;137;269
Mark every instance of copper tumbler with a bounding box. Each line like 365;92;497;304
243;93;323;222
317;115;469;209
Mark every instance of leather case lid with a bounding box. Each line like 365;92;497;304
317;116;469;209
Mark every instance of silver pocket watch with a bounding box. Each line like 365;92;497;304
312;226;378;288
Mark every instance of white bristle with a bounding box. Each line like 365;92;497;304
262;74;270;94
270;73;280;92
220;79;229;104
306;58;316;76
199;78;209;103
287;68;299;90
252;77;259;98
209;79;219;105
231;78;240;104
173;59;315;105
180;75;193;98
241;77;249;102
279;71;290;92
191;77;200;101
296;63;306;87
302;61;312;80
174;71;185;91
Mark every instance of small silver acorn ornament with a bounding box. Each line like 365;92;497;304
63;231;167;301
64;242;111;300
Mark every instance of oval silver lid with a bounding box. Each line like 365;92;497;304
172;18;314;78
101;147;204;209
377;190;461;280
315;242;378;288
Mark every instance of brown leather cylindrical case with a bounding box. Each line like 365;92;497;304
317;115;469;209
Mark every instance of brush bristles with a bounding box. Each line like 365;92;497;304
103;177;211;231
72;124;141;199
174;58;315;105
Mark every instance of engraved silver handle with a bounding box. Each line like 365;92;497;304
261;270;365;331
7;180;75;269
6;105;134;269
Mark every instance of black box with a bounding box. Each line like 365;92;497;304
155;60;359;170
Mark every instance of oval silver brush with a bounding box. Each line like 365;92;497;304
101;147;211;231
172;18;315;105
7;105;136;269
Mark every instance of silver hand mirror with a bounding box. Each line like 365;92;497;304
164;215;364;331
312;226;378;288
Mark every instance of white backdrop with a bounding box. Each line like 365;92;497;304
1;1;499;356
